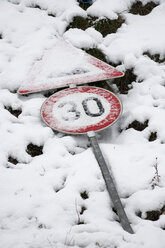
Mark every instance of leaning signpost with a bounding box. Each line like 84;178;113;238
41;85;134;234
18;41;133;234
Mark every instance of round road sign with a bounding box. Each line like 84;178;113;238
41;86;122;134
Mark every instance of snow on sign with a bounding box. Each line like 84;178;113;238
41;86;122;134
18;40;123;95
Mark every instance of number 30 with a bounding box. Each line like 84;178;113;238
58;97;105;121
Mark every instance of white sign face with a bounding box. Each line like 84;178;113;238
41;86;122;134
53;92;111;127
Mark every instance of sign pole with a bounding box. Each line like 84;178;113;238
87;131;134;234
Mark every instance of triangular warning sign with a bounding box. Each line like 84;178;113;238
18;40;123;95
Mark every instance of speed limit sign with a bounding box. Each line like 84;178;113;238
41;86;122;134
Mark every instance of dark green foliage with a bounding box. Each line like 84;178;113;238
137;207;165;229
80;206;86;215
47;12;56;17
66;16;95;31
79;2;92;10
5;106;22;118
94;16;124;37
77;220;85;225
28;4;42;10
137;206;165;221
83;48;117;91
80;191;89;199
26;143;43;157
84;47;107;62
143;52;165;63
66;15;124;37
129;1;158;15
8;156;18;165
38;223;46;229
148;132;157;142
127;120;149;131
112;69;136;94
43;89;57;97
95;80;116;92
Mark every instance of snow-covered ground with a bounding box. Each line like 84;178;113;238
0;0;165;247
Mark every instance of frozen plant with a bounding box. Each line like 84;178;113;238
151;157;160;189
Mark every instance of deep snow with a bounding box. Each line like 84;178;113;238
0;0;165;248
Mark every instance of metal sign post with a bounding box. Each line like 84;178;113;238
87;131;133;234
41;86;134;234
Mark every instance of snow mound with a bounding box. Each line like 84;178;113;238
1;0;165;248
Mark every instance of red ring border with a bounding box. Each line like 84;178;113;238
41;86;122;134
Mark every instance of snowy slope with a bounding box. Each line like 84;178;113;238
0;0;165;248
